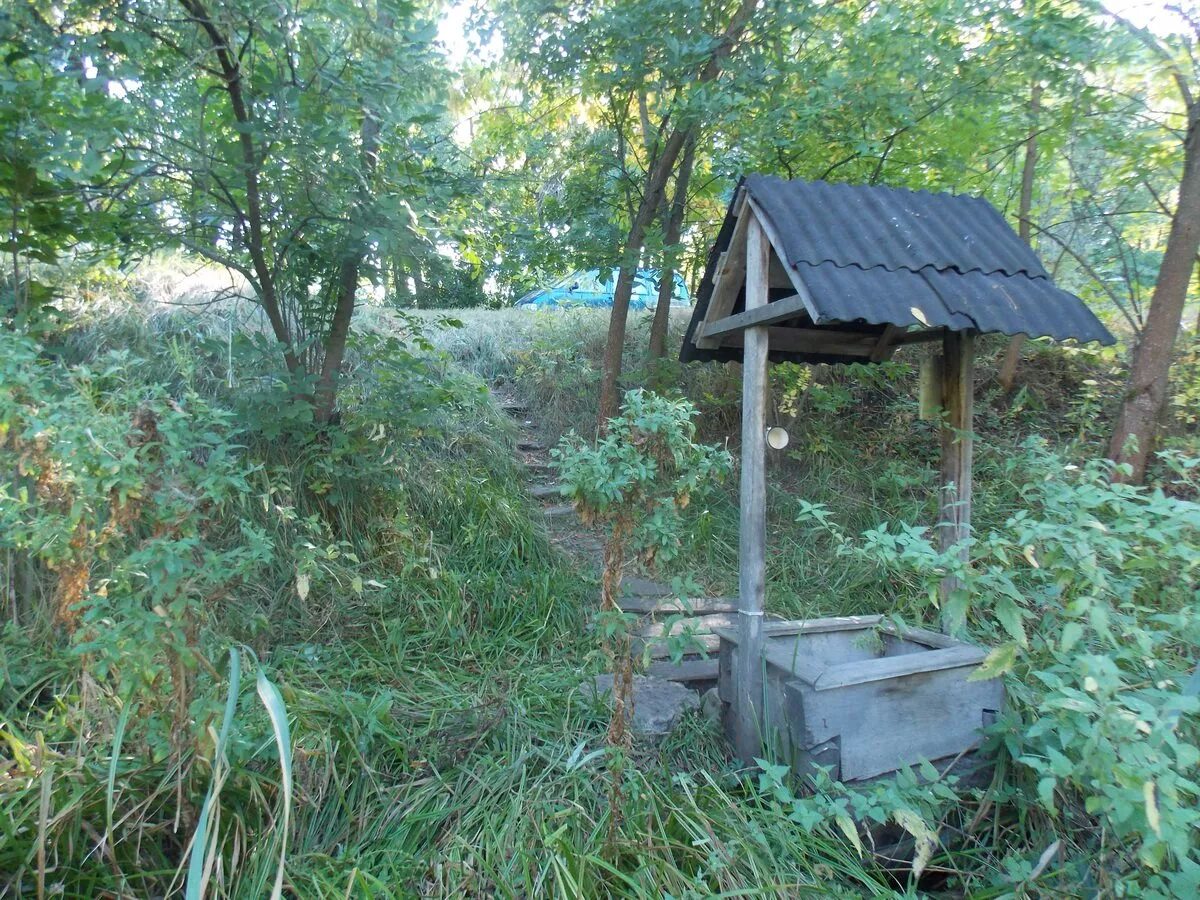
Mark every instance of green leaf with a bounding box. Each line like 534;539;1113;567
1059;621;1083;653
995;596;1027;647
257;666;293;900
968;643;1018;681
185;649;241;900
835;814;864;858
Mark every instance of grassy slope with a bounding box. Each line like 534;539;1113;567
3;283;1192;897
0;297;892;897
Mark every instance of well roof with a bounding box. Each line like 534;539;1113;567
681;175;1115;365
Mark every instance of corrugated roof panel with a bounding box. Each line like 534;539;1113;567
792;263;1115;345
794;262;976;331
746;175;1050;278
680;176;1116;367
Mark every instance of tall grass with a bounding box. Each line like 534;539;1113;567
6;257;1177;896
1;280;896;897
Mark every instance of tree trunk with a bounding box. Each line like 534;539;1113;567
178;0;301;376
312;11;391;426
596;0;758;427
649;134;697;360
998;77;1043;393
1108;109;1200;481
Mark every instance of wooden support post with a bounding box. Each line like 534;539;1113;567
736;211;770;763
937;330;975;633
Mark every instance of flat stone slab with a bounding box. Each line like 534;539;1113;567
543;503;575;519
620;577;672;598
581;674;700;739
645;657;719;683
530;483;562;500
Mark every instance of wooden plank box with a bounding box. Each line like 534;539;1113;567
716;616;1004;782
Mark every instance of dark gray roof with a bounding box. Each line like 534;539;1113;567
681;176;1115;365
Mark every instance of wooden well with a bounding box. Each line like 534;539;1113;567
679;176;1113;770
715;617;1004;781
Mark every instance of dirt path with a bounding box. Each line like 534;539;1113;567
495;392;746;687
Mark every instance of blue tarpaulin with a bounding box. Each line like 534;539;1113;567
515;268;691;310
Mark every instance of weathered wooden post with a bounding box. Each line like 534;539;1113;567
937;329;975;632
735;210;770;762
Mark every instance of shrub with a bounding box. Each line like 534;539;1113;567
794;440;1200;888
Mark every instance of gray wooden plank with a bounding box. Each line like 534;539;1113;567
721;327;876;357
698;292;809;338
618;596;738;615
637;633;721;659
695;188;752;348
734;208;771;764
813;645;987;690
636;613;739;639
646;657;719;682
938;329;975;629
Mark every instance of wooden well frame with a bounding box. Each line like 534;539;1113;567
699;190;978;763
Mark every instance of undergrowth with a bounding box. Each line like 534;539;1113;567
1;296;892;897
2;279;1198;896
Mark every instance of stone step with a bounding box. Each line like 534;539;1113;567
543;503;576;519
580;674;699;740
645;656;720;683
530;483;562;500
636;613;738;639
620;576;672;598
618;595;738;615
498;400;529;416
517;439;546;452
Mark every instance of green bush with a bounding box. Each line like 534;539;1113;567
794;440;1200;890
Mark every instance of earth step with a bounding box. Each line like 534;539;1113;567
523;460;553;474
636;613;738;639
618;595;738;615
530;483;562;500
619;576;672;598
517;439;546;452
543;503;576;519
645;657;720;683
637;632;721;659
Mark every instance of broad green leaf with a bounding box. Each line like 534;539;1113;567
969;643;1019;681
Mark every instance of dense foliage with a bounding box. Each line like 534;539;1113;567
3;0;1200;895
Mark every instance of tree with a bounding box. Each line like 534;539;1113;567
594;0;758;426
1;6;132;331
1108;12;1200;481
553;390;729;829
81;0;459;425
647;134;696;359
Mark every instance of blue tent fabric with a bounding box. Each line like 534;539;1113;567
516;268;691;310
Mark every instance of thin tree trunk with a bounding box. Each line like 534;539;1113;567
998;78;1043;393
596;0;758;427
9;201;21;320
179;0;300;376
1109;108;1200;481
312;10;392;425
649;134;697;359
